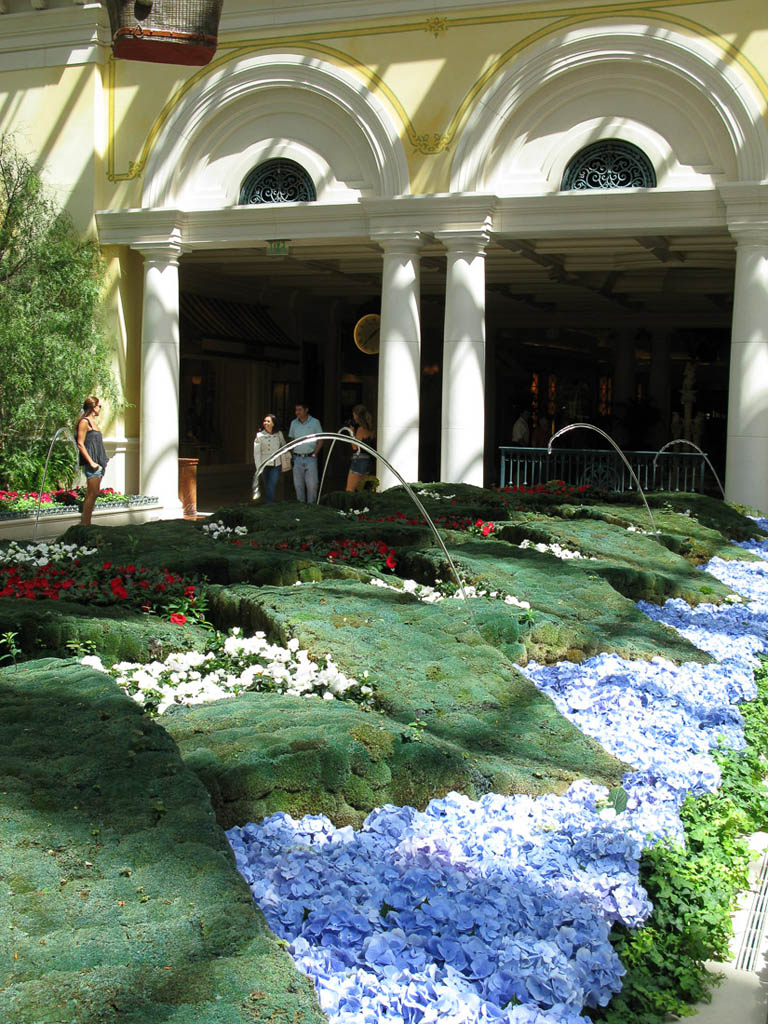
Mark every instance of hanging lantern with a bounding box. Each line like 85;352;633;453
105;0;224;67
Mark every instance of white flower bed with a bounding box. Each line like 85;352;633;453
83;628;371;715
414;489;457;501
201;520;248;540
519;539;596;561
368;575;530;609
0;540;96;566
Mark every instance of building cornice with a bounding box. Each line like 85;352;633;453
495;188;727;238
363;194;496;237
218;0;716;35
0;5;107;70
97;188;731;251
719;182;768;242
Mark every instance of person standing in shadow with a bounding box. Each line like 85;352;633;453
252;413;290;505
288;401;323;502
512;409;530;446
345;404;375;492
531;414;551;448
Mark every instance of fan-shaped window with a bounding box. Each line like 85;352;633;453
239;159;317;204
561;141;656;191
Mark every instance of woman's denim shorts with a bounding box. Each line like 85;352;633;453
84;466;104;479
350;454;373;475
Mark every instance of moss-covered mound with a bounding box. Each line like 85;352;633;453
166;689;607;831
1;489;761;1021
396;541;710;665
479;522;731;604
0;597;211;666
522;500;764;565
161;578;634;824
0;659;325;1024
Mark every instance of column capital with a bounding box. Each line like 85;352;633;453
133;235;184;264
719;182;768;245
370;229;423;254
436;228;491;255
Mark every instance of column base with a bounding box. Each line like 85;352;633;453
725;436;768;514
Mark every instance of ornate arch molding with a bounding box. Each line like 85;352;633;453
142;52;410;208
450;22;768;194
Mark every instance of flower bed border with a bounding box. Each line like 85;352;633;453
0;495;158;521
0;498;166;543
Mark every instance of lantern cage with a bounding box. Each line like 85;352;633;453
105;0;224;67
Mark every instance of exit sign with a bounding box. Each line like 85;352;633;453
266;239;290;255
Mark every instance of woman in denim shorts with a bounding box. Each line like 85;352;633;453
345;404;375;492
75;396;108;525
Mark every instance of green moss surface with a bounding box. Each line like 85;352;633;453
0;659;325;1024
166;579;629;825
1;488;762;1021
0;597;211;666
397;541;709;665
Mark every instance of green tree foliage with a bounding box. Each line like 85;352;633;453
0;133;116;491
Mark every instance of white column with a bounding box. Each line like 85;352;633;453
138;244;183;510
439;230;489;484
375;232;422;489
725;228;768;512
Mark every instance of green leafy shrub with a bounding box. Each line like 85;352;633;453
0;133;116;492
590;660;768;1023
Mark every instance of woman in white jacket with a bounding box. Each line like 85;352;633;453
252;413;289;504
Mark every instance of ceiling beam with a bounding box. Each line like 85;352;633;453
284;255;380;289
634;236;686;264
496;237;571;284
497;238;645;311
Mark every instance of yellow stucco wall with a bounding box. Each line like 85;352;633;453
0;63;102;231
2;2;765;219
98;0;768;201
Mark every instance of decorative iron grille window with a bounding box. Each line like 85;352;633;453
561;141;656;191
239;159;317;204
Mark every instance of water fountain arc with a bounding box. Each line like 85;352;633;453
317;424;355;503
254;431;475;612
547;422;658;536
32;426;80;542
652;439;725;500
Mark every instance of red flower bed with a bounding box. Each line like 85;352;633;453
275;536;398;573
494;481;604;498
0;559;201;621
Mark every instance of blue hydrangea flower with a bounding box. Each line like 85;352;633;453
227;538;768;1024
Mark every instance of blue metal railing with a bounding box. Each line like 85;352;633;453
498;446;708;493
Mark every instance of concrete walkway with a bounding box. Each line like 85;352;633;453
691;833;768;1023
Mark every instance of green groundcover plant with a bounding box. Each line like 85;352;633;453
589;659;768;1023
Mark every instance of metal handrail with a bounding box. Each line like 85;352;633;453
499;445;710;494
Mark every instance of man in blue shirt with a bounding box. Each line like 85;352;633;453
288;401;323;502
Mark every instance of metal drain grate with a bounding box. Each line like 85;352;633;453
734;846;768;973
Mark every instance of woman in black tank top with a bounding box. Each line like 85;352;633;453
75;396;108;525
